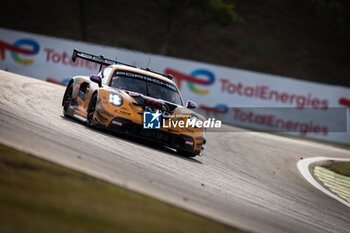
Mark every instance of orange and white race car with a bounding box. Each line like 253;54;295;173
62;49;206;157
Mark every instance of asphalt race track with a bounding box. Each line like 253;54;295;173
1;70;349;233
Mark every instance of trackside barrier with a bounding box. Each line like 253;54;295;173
0;27;349;144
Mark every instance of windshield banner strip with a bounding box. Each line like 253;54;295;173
115;71;177;92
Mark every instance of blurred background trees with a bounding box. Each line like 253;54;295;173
311;0;350;35
153;0;240;54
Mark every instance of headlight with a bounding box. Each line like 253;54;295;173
109;93;123;106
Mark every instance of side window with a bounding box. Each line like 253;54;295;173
102;67;113;85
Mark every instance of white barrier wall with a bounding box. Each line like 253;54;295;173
1;28;349;144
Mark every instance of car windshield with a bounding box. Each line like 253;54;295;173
110;70;183;105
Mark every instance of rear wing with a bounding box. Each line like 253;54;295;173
71;48;173;80
72;49;117;71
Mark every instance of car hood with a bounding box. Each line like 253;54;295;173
116;90;205;121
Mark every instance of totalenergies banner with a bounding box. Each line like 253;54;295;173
1;27;349;144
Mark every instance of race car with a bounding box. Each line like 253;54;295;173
62;49;206;157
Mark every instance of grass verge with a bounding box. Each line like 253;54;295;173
323;162;350;177
0;144;244;233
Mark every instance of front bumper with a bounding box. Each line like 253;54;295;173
108;117;202;154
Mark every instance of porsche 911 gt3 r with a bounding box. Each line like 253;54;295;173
62;49;206;157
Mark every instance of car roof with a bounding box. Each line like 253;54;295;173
109;64;175;86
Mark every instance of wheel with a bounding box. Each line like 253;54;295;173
62;83;73;116
177;149;197;158
87;93;98;127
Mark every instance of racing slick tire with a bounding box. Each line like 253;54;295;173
87;93;98;128
62;83;73;117
177;149;198;158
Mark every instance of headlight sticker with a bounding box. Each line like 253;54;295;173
109;93;123;106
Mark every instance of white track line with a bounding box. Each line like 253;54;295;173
297;157;350;207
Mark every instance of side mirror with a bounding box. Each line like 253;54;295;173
186;100;197;109
90;75;102;87
72;48;78;63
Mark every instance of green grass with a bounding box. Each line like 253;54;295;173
0;144;244;233
324;162;350;177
